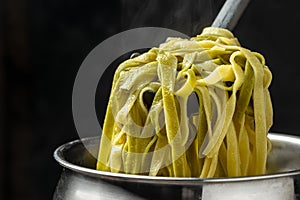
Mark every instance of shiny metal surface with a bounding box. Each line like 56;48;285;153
53;133;300;200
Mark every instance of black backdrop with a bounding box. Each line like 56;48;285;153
1;0;300;199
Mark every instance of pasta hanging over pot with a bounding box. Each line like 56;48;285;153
96;27;273;178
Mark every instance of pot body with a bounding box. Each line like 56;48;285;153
53;133;300;200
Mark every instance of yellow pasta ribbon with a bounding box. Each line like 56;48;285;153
96;27;273;178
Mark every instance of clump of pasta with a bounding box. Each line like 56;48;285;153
96;27;273;178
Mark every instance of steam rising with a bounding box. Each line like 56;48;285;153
121;0;225;36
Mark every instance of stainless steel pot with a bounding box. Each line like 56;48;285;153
53;132;300;200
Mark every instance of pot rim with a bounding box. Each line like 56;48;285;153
53;132;300;185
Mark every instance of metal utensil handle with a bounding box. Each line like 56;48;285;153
212;0;251;30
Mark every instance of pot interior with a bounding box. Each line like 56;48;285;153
54;132;300;183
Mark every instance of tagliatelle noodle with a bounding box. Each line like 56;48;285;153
96;27;273;177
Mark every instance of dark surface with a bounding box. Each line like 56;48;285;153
1;0;300;199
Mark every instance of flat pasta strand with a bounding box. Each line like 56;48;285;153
96;27;273;178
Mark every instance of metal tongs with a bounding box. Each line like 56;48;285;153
212;0;251;31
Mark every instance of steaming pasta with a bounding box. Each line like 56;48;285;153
96;27;273;177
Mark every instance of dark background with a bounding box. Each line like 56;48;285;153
1;0;300;199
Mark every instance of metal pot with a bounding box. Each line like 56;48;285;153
53;132;300;200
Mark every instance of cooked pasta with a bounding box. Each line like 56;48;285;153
96;27;273;177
